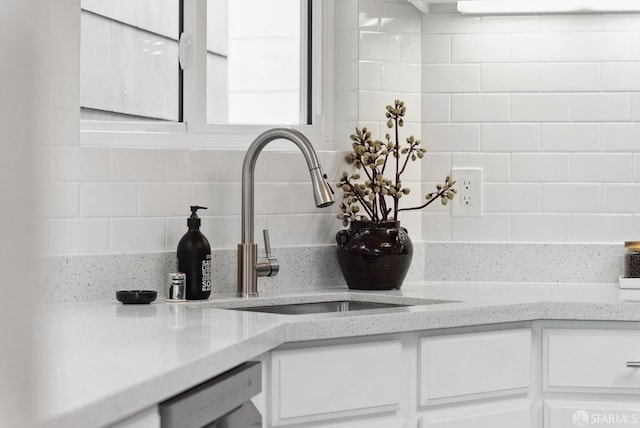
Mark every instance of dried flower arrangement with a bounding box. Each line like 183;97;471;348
337;99;457;227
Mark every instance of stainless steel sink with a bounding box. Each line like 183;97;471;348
228;298;453;315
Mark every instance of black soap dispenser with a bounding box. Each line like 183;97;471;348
177;206;212;300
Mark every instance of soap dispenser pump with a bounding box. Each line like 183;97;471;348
177;206;212;300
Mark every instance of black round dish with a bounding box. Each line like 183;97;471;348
116;290;158;305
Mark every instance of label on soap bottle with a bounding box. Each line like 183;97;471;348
201;255;212;292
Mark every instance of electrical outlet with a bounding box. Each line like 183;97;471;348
451;167;483;217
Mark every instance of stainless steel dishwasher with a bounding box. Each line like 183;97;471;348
159;361;262;428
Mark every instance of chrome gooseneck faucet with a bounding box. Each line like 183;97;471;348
237;127;335;297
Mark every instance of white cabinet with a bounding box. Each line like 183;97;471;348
420;398;532;428
265;326;533;428
418;328;532;428
419;329;531;405
544;400;640;428
544;328;640;393
542;326;640;428
268;340;403;426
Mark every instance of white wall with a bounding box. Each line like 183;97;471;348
1;0;40;425
420;11;640;243
40;1;640;257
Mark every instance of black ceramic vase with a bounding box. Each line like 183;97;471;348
336;220;413;290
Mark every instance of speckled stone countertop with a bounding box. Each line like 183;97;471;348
36;281;640;428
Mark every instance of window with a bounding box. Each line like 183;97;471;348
80;0;180;122
80;0;320;141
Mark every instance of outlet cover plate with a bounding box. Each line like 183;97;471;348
451;167;483;217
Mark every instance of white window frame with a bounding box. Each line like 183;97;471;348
80;0;334;150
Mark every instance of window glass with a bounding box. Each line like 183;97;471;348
80;0;180;122
207;0;306;125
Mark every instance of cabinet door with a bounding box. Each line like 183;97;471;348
420;398;531;428
419;329;531;405
544;329;640;393
544;400;640;428
270;340;402;426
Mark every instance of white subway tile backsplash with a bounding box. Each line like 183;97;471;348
602;124;640;152
511;94;571;122
40;183;80;218
542;183;602;213
360;32;402;62
481;63;540;93
267;213;336;246
540;63;600;92
182;150;223;183
360;0;421;33
481;16;540;34
602;63;640;91
110;148;166;182
451;94;510;123
481;124;540;152
512;154;571;182
484;183;540;212
266;151;314;183
401;33;422;64
451;153;510;182
422;13;481;34
422;212;452;241
571;93;631;122
81;183;137;217
422;94;450;123
50;147;109;182
110;218;166;253
423;124;481;152
571;33;632;62
38;109;80;147
511;213;571;242
510;33;573;62
572;214;637;242
192;183;241;216
633;94;640;121
139;183;192;217
50;218;109;254
541;123;600;152
540;14;603;33
603;184;640;213
423;64;480;93
422;34;450;64
601;13;640;32
216;215;242;249
422;152;452;182
452;214;511;241
451;34;511;63
572;153;633;182
380;63;421;92
254;183;293;215
359;62;380;91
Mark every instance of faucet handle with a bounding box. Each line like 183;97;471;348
256;229;279;277
263;229;273;258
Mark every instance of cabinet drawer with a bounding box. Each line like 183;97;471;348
419;329;531;405
544;400;640;428
544;329;640;392
420;398;531;428
270;340;402;426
